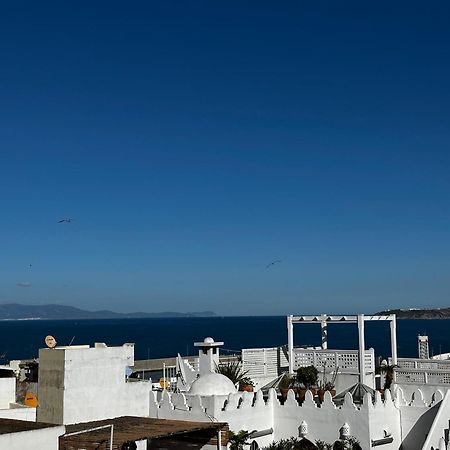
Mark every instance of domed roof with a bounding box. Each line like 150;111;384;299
203;337;215;344
188;372;237;396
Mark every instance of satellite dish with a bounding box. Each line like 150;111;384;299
24;393;38;407
159;377;170;389
45;335;57;349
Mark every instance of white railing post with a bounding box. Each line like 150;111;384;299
287;315;294;373
390;316;398;366
357;314;366;384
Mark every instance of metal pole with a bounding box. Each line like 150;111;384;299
64;424;114;450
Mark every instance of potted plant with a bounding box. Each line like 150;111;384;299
278;373;294;398
318;366;338;401
239;376;255;392
295;365;319;400
215;360;253;390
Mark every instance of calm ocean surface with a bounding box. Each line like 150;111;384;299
0;316;449;362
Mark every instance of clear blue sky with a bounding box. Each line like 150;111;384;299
1;1;450;315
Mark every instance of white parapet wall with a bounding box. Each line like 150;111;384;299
149;386;446;449
0;378;15;409
0;425;65;450
0;376;37;421
37;343;153;424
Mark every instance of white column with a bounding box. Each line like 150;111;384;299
357;314;366;384
321;315;328;349
287;315;294;373
390;316;398;366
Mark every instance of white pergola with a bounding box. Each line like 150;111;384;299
287;314;397;382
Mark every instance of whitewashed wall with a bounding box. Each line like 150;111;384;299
0;426;65;450
0;378;15;408
37;344;153;424
0;406;36;421
149;388;429;449
418;391;450;450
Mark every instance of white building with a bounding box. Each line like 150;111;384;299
37;342;152;424
24;314;450;449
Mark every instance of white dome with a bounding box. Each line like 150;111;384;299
188;372;237;396
203;337;215;344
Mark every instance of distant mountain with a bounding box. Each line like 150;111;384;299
376;307;450;319
0;303;216;320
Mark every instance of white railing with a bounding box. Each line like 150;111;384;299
396;357;450;371
242;347;375;378
393;358;450;386
395;369;450;385
293;348;375;373
242;347;288;379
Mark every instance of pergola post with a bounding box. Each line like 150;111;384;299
287;315;294;373
321;314;328;349
357;314;366;384
390;316;398;366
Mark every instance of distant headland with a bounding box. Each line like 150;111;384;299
376;307;450;319
0;303;216;320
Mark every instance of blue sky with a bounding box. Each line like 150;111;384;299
1;1;450;315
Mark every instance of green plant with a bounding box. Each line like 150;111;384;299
296;365;319;389
278;373;295;390
332;437;362;450
315;440;333;449
319;366;338;391
238;376;255;390
379;364;398;390
263;437;300;449
263;438;317;449
216;360;250;387
229;430;253;450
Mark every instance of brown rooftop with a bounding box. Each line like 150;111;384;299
62;416;228;450
0;418;61;435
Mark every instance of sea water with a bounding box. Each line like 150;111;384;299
0;316;448;362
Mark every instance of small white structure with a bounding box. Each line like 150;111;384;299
37;342;152;424
194;337;223;375
188;372;236;396
0;420;64;450
0;369;36;421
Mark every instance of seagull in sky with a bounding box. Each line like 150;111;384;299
266;260;282;269
58;218;73;223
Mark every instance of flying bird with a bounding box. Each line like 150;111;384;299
58;218;73;223
266;260;282;269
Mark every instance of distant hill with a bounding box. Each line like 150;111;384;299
0;303;216;320
376;307;450;319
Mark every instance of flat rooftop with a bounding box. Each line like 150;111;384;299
0;418;61;435
62;416;228;449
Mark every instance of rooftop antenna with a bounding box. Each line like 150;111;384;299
45;335;57;349
69;336;75;346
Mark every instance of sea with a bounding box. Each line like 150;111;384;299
0;316;448;362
